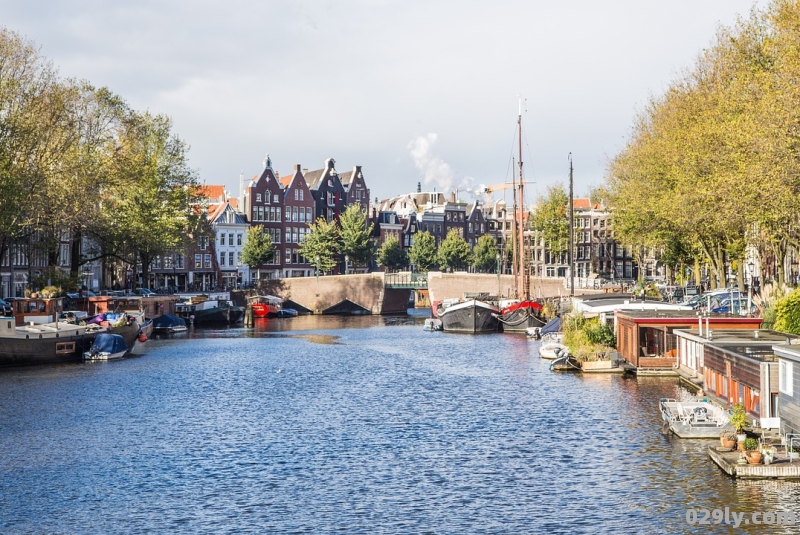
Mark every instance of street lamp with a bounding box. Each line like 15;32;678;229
316;254;320;282
345;254;349;275
747;261;755;317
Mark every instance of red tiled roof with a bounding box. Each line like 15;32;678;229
573;198;591;210
198;185;226;201
279;176;292;188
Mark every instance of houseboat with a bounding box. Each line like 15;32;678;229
0;297;97;367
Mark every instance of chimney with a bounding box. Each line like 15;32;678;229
417;181;422;193
325;157;335;170
450;191;456;203
295;164;301;173
372;207;377;218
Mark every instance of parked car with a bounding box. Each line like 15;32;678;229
134;288;155;296
0;298;12;316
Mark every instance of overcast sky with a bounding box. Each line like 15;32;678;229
2;0;764;205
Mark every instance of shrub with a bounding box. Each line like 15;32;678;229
773;288;800;334
743;437;759;451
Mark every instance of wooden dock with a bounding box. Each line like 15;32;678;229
708;447;800;479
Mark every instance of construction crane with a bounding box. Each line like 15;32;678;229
480;181;531;206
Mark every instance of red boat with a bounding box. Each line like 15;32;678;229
248;295;283;318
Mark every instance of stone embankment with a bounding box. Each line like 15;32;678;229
239;271;586;315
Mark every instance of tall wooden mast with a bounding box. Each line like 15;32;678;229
517;100;529;300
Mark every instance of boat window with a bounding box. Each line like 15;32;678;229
40;301;46;312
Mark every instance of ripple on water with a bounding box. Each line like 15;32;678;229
2;321;800;534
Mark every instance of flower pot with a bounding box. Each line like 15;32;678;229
720;438;736;449
746;451;762;465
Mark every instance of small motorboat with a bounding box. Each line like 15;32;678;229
539;342;569;360
84;333;129;361
424;318;443;332
659;398;732;438
550;347;581;372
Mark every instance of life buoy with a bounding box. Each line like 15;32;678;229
138;332;148;342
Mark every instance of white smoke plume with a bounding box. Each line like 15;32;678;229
408;133;478;201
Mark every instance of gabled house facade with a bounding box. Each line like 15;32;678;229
280;164;315;278
340;165;370;214
306;158;347;225
209;201;250;288
242;155;284;280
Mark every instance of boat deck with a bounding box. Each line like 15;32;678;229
708;447;800;479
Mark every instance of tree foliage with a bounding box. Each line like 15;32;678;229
408;231;437;271
338;205;375;268
377;235;408;271
437;229;472;272
240;226;275;280
773;287;800;334
471;234;499;272
605;0;800;290
530;185;570;257
299;217;339;274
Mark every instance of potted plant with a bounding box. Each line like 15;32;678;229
743;438;762;464
719;430;737;449
729;403;748;448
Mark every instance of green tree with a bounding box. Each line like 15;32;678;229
299;217;339;274
338;205;375;269
408;231;437;271
103;110;201;288
377;235;408;271
530;185;570;257
240;226;275;282
471;234;499;272
438;229;472;272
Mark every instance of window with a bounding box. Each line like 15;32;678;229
306;207;312;222
285;248;292;264
228;233;233;245
292;228;298;243
237;234;242;246
257;206;264;221
177;254;184;269
199;236;209;250
292;206;298;222
220;252;226;266
204;254;212;268
195;254;202;268
256;193;262;202
286;206;291;221
220;234;226;246
273;194;279;203
285;228;291;243
780;360;794;396
299;190;303;201
229;252;234;266
294;189;299;200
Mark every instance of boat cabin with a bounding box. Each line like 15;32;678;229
10;297;64;326
615;310;762;370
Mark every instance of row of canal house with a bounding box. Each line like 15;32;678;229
597;296;800;433
144;156;371;291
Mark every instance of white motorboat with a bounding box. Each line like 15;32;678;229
83;333;129;361
539;342;569;360
659;398;732;438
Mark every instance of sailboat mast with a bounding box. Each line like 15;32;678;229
517;106;528;300
569;153;575;297
510;157;518;298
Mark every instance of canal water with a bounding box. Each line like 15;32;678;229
2;313;800;534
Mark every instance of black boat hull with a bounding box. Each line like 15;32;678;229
438;300;499;333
